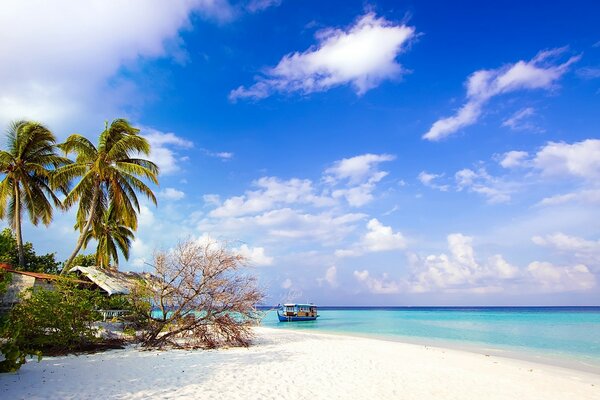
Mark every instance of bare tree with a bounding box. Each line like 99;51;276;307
130;238;264;349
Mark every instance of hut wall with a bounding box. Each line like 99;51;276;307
1;273;35;306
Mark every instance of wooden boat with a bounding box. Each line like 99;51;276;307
277;303;319;322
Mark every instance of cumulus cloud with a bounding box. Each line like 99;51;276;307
143;128;193;174
532;233;600;267
533;139;600;181
499;150;529;168
353;270;401;294
336;218;406;257
159;187;186;201
230;13;415;100
410;233;518;293
326;154;395;207
317;265;338;288
0;0;234;132
236;244;274;266
423;47;580;141
455;168;511;203
527;262;595;292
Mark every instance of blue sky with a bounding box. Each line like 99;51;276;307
1;0;599;305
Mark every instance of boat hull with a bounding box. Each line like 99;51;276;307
277;311;318;322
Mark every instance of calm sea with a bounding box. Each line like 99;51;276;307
259;306;600;371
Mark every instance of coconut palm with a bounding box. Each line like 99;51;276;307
54;119;158;273
0;121;70;267
83;205;134;269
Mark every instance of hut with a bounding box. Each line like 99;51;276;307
0;263;87;311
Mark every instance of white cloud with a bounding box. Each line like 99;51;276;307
537;189;600;207
418;171;449;191
410;233;518;293
317;266;338;288
230;13;415;100
455;168;511;203
325;153;395;184
281;278;292;289
502;107;542;132
0;0;234;132
527;261;595;292
326;154;394;207
201;207;366;246
499;150;529;168
203;194;221;206
143;128;193;174
353;270;401;294
138;205;156;227
336;218;406;257
423;48;580;141
576;66;600;79
159;187;186;201
533;139;600;180
210;177;333;218
532;233;600;267
202;149;234;160
245;0;282;13
237;244;274;266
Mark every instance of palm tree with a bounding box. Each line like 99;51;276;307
0;121;70;267
83;205;134;269
54;119;158;273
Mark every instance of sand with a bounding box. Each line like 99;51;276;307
1;327;599;399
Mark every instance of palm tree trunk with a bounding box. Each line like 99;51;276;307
13;181;25;268
62;185;100;274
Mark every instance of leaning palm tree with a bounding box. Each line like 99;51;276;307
83;204;134;269
54;119;158;273
0;121;70;267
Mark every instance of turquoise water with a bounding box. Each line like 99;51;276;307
260;307;600;369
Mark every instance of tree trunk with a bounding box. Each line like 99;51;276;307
62;185;100;274
13;181;25;268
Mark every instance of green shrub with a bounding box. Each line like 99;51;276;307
0;280;103;372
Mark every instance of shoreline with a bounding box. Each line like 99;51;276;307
1;327;598;399
265;325;600;375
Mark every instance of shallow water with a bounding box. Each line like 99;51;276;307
260;307;600;369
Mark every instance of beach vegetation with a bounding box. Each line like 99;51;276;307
130;238;264;349
83;205;134;269
0;121;70;267
69;253;97;268
0;228;61;274
53;119;159;273
1;280;103;359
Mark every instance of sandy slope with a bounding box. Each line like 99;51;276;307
1;327;599;399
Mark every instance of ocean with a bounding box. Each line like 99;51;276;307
259;306;600;371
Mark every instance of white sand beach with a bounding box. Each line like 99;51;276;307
1;327;599;400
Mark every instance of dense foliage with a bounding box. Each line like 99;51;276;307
70;253;97;268
0;280;102;371
0;121;69;267
54;119;159;271
0;229;61;274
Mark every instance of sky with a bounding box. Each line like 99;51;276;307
1;0;599;305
